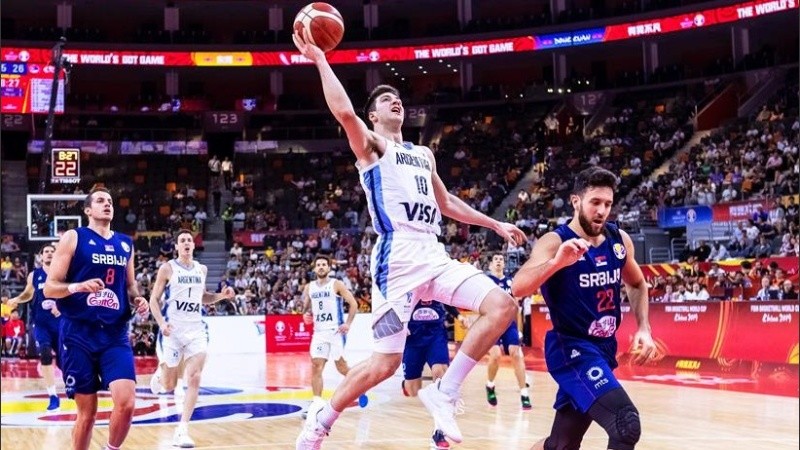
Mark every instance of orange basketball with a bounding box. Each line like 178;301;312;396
293;2;345;53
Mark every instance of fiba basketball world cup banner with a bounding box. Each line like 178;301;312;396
265;315;312;353
657;205;713;229
531;301;799;364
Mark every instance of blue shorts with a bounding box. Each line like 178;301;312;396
33;323;60;364
403;327;449;380
60;318;135;399
544;330;621;413
495;320;520;349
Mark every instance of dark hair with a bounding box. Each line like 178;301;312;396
84;186;111;208
572;166;618;196
313;255;330;266
174;229;194;240
491;252;505;260
40;244;56;254
363;84;400;125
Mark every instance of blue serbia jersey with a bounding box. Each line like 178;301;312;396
31;268;60;329
541;223;628;341
486;273;513;295
60;227;134;324
408;300;451;340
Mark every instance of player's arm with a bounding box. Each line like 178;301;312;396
334;280;358;328
8;273;35;307
301;284;311;314
512;231;590;297
619;229;655;364
292;28;382;161
425;147;525;245
200;265;235;304
45;229;102;298
149;263;172;329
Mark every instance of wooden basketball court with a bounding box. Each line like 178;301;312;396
1;349;797;450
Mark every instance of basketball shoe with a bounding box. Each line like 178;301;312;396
418;381;464;443
149;366;164;395
485;385;497;406
47;394;60;411
173;422;195;448
295;400;329;450
521;395;532;410
430;429;450;449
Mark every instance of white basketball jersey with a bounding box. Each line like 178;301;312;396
358;140;441;236
309;279;342;331
164;259;205;322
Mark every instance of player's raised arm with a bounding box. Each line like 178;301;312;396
292;28;380;162
424;147;526;246
511;232;590;298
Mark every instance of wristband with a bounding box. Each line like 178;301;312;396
68;283;79;294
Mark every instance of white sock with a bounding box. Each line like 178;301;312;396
313;395;323;403
439;352;478;399
520;388;530;397
105;444;120;450
486;381;495;388
316;403;340;429
46;386;57;396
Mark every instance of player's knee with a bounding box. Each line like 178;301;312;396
371;354;401;380
334;359;348;375
606;405;641;449
186;370;202;388
39;348;54;365
115;394;136;417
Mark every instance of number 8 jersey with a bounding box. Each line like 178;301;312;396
62;227;133;324
540;223;627;341
309;279;343;331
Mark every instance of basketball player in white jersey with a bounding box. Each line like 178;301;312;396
148;229;235;448
302;256;367;416
293;28;527;449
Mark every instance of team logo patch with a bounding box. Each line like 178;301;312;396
86;289;120;310
586;367;604;381
121;241;131;253
613;243;627;260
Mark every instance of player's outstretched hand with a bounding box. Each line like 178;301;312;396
133;296;149;315
631;329;656;365
79;278;105;293
221;286;236;300
292;27;325;63
495;222;527;246
553;238;590;269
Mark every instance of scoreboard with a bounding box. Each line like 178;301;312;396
1;60;64;114
51;148;80;184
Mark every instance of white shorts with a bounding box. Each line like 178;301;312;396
309;329;345;361
157;321;208;368
371;232;498;352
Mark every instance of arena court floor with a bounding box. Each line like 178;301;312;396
1;348;798;450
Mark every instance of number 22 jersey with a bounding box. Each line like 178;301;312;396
540;223;627;342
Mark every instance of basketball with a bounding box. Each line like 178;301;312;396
293;2;345;53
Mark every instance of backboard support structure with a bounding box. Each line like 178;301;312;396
27;194;85;242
